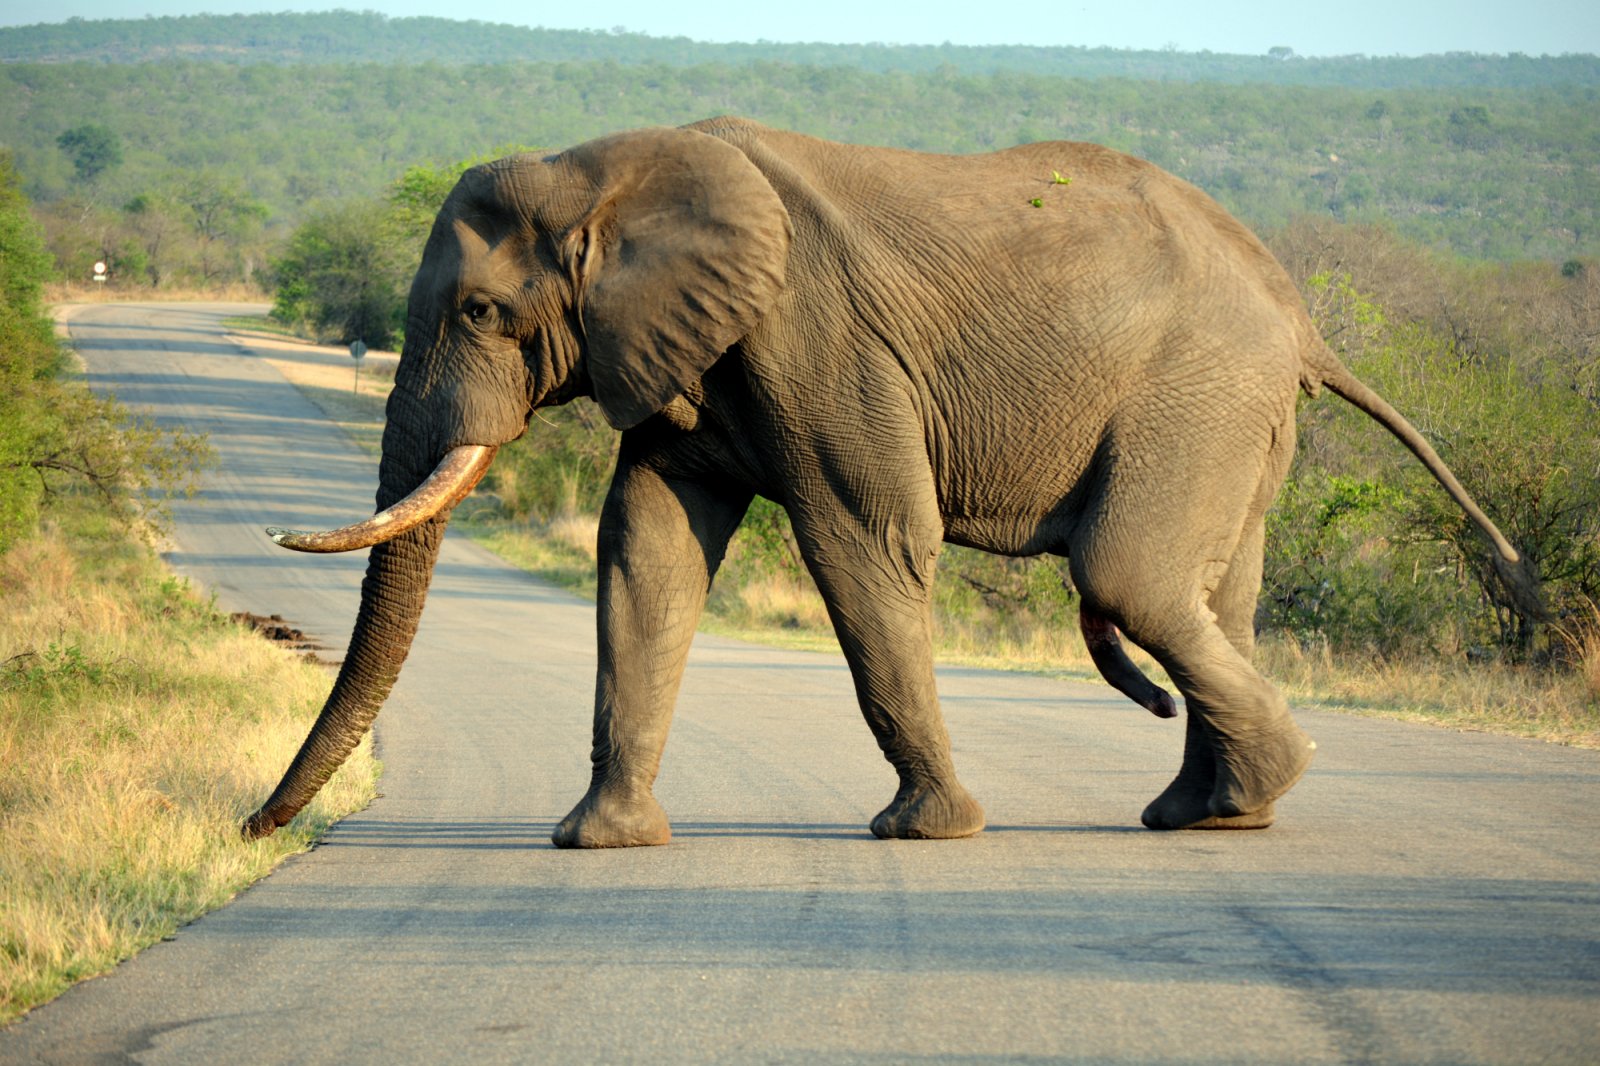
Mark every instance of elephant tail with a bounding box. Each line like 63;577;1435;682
1311;356;1547;622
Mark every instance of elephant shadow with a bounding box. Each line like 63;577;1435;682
319;817;1147;849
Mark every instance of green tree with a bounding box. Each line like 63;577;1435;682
0;152;208;551
1261;471;1465;655
270;151;538;349
121;191;180;287
1363;326;1600;653
172;172;268;284
0;152;61;547
388;159;477;245
1446;105;1495;150
55;123;122;183
270;201;407;348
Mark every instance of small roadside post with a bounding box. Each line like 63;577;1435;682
350;339;367;394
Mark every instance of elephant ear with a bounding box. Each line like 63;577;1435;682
560;126;791;430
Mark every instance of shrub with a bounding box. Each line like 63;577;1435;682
268;201;407;348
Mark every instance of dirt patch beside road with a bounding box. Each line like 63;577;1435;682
231;611;337;665
225;327;398;405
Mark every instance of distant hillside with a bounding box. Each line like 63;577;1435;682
5;56;1596;264
4;11;1598;89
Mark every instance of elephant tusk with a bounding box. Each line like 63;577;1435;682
267;444;496;553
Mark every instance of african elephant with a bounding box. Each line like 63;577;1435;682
244;117;1535;846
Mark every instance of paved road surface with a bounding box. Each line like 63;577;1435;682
4;302;1598;1064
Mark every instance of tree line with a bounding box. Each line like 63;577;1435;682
4;57;1596;290
4;12;1597;89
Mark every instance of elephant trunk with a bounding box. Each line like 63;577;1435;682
242;438;496;840
242;519;444;839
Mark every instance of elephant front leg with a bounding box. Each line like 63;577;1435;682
792;511;985;842
552;459;750;848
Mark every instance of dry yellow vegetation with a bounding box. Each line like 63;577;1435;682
0;516;377;1024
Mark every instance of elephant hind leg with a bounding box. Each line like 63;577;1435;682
1111;586;1312;822
1141;714;1277;830
1071;429;1311;826
1142;511;1282;830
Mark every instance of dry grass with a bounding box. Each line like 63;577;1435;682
43;283;268;304
1559;599;1600;706
722;574;835;633
545;513;600;562
0;515;378;1024
1257;635;1600;747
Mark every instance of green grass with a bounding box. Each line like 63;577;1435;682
220;315;298;338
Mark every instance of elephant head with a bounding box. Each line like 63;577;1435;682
243;126;791;838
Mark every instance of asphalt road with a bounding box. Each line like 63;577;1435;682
4;302;1598;1064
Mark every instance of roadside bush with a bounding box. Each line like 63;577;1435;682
269;200;407;349
0;161;59;549
1262;471;1470;656
483;402;619;523
1269;253;1600;660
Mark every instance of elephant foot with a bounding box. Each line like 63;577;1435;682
1141;784;1275;830
552;788;671;849
870;780;985;840
1209;723;1316;819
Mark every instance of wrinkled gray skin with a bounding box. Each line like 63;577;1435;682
244;117;1532;846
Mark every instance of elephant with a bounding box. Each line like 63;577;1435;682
244;117;1536;847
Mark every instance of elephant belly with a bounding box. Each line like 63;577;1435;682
933;433;1099;558
941;513;1073;557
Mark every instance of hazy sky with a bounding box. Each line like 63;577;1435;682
2;0;1598;57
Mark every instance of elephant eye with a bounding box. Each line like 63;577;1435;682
466;299;495;324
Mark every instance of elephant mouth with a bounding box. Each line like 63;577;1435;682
267;444;496;553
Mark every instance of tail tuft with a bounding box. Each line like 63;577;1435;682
1491;552;1550;624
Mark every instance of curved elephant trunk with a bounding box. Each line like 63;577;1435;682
242;442;496;840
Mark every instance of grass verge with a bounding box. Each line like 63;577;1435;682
0;504;378;1025
1257;635;1600;747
